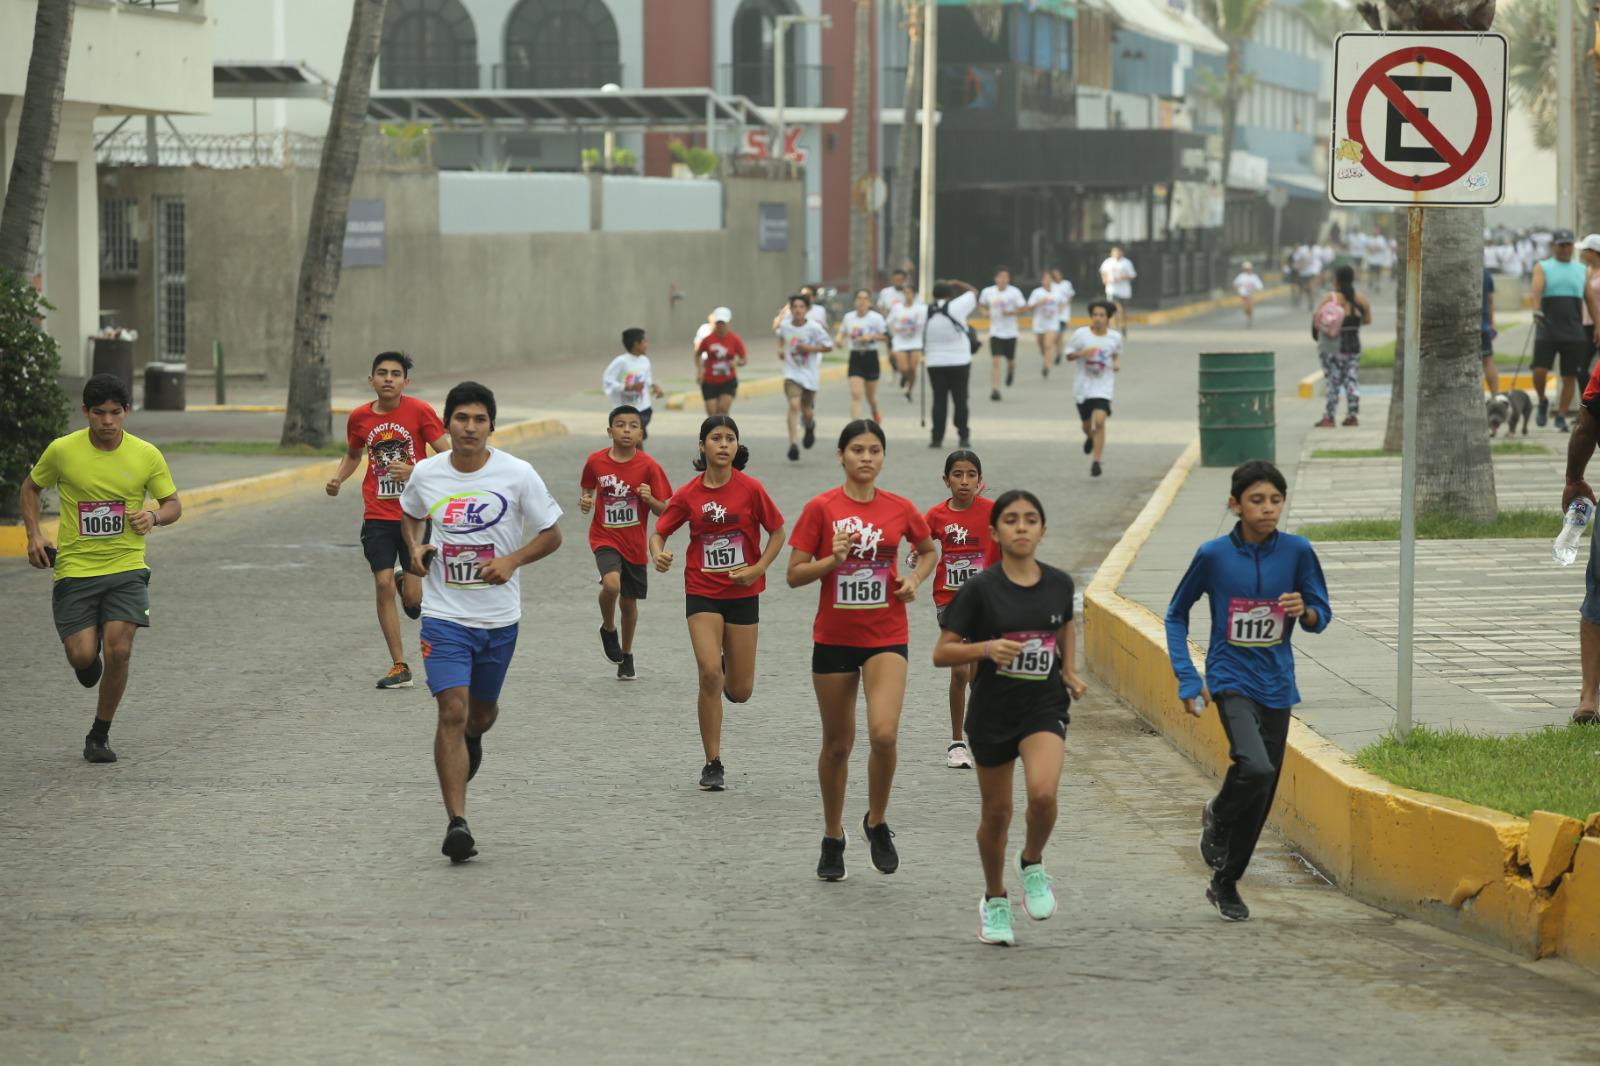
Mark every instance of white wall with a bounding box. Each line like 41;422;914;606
600;175;721;231
438;172;590;233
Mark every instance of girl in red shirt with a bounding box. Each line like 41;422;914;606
922;449;995;770
787;419;937;882
651;416;786;792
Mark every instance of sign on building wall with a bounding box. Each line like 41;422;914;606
343;199;386;267
1328;32;1506;206
758;202;789;252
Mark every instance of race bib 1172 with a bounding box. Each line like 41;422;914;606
442;543;495;589
78;501;125;538
1228;598;1286;647
834;560;891;609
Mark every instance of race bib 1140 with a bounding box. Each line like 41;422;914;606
602;493;640;529
997;630;1056;680
834;560;891;609
78;501;125;538
442;543;495;589
1228;597;1286;647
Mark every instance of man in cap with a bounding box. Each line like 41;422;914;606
1532;229;1588;432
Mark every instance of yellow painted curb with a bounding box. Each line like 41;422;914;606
1298;370;1321;399
665;362;850;412
1299;369;1538;400
0;417;569;559
1083;436;1600;971
966;286;1290;332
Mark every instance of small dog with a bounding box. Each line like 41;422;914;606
1487;390;1532;437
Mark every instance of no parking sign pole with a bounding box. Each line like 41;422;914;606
1329;32;1507;740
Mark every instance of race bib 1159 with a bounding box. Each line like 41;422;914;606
997;630;1056;680
1228;598;1286;647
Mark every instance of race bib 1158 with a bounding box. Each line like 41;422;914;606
78;501;125;538
834;560;891;609
1228;597;1286;647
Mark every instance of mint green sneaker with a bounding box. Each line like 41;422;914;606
978;895;1016;946
1017;855;1056;920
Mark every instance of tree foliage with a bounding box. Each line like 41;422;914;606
0;272;70;515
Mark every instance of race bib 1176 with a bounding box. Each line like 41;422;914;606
1228;597;1286;647
376;470;405;499
834;560;891;609
78;501;125;538
442;543;495;589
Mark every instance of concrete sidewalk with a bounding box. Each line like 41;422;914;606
1117;385;1582;755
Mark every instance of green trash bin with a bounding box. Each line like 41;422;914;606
1198;351;1275;467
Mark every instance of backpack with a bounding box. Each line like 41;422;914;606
930;301;981;355
1314;297;1344;340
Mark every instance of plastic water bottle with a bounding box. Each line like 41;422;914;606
1552;497;1595;566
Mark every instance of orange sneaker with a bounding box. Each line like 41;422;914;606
376;662;413;690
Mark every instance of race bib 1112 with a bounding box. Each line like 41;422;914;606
1228;598;1286;647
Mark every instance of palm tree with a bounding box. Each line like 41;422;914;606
0;0;76;278
1364;0;1497;520
848;0;874;287
282;0;388;449
1196;0;1273;199
1501;0;1600;231
1297;0;1365;40
887;0;922;278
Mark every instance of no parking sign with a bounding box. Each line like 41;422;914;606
1329;33;1506;206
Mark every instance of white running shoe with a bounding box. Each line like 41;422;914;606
946;741;974;769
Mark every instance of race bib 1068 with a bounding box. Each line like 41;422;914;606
1228;597;1286;647
602;493;640;528
78;501;125;538
997;630;1056;680
442;543;495;589
834;560;891;609
699;530;748;573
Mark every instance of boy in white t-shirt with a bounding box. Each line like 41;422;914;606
1027;270;1063;379
602;329;666;438
1098;246;1136;333
1233;263;1265;327
877;269;909;315
776;293;834;462
886;282;928;402
979;266;1027;401
400;381;564;864
1064;299;1123;479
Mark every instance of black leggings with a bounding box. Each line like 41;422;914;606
927;364;971;444
1210;692;1290;884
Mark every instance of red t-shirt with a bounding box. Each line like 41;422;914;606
345;396;446;521
923;496;999;607
580;448;673;565
790;485;932;646
1583;359;1600;414
697;331;747;385
655;469;784;598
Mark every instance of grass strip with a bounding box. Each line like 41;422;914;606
1355;724;1600;820
1310;442;1548;459
1358;340;1525;370
1295;508;1555;541
158;440;347;458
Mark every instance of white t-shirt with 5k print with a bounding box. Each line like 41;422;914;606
400;447;563;629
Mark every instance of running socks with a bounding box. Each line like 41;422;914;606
1020;856;1040;869
88;718;111;740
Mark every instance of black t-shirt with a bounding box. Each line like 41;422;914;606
942;562;1076;724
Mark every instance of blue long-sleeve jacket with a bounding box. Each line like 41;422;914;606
1164;524;1332;709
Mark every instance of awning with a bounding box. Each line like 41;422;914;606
213;61;330;100
748;106;847;126
1107;0;1226;56
367;88;764;133
1269;170;1327;200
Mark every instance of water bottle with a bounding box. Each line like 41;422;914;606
1552;497;1595;566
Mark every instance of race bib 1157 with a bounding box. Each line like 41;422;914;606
699;530;748;573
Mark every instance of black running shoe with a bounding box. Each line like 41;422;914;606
1082;434;1093;455
1537;398;1550;427
75;656;103;689
599;625;624;665
990;389;1002;402
862;812;899;874
466;733;483;781
958;436;971;449
83;732;117;763
442;816;477;863
802;421;816;449
1006;364;1015;387
618;653;636;681
1054;351;1063;366
1207;878;1250;921
817;832;847;881
699;758;725;791
1091;461;1103;477
788;444;800;462
1199;799;1228;871
397;570;421;620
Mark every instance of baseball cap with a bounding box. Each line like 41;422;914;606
1241;261;1253;270
1578;234;1600;254
712;306;732;323
1553;228;1576;244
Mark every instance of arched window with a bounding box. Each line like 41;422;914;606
381;0;478;89
730;0;799;105
503;0;621;89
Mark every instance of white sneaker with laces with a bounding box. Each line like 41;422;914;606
946;741;974;769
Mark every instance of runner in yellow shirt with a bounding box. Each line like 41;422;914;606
21;375;182;763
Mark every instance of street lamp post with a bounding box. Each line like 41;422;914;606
774;13;832;166
917;0;936;300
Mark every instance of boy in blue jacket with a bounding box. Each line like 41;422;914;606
1164;460;1331;922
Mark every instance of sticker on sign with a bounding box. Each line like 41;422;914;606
1329;32;1506;207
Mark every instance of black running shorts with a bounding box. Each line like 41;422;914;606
685;593;759;625
811;642;909;674
990;337;1018;361
594;547;648;600
848;350;882;381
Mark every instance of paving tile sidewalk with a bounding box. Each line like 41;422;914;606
1119;383;1584;755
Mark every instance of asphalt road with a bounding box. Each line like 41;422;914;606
4;300;1595;1064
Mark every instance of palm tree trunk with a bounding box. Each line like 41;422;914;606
1584;12;1600;233
888;2;921;276
1219;44;1241;200
0;0;76;278
848;0;874;287
281;0;388;448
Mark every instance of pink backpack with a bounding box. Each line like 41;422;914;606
1314;297;1344;339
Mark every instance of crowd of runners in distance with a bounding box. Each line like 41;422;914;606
21;252;1335;941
